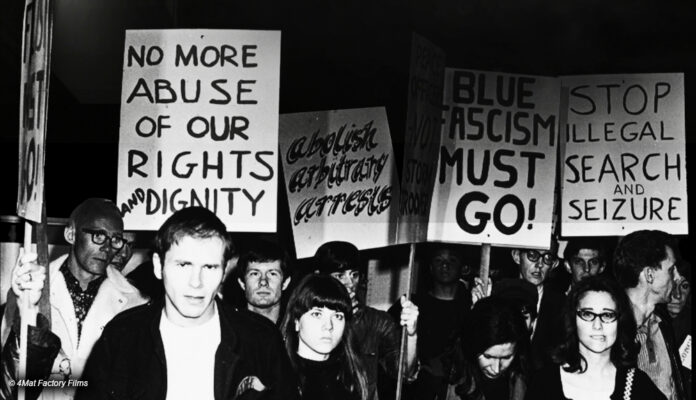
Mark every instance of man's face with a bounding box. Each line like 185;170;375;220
238;260;289;309
649;246;680;304
429;249;463;285
513;249;558;287
565;248;605;284
71;215;124;277
154;235;225;327
330;269;360;307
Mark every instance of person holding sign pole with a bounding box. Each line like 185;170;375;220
315;241;420;400
77;207;297;400
525;276;666;400
388;243;472;400
280;274;368;400
1;198;148;400
613;230;686;400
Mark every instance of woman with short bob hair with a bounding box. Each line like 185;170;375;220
281;274;368;400
525;275;666;400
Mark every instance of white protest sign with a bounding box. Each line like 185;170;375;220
429;69;559;249
279;108;399;259
397;33;445;244
561;73;687;236
117;30;280;231
17;0;53;223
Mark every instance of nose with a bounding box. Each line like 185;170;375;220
189;266;202;288
322;316;333;331
491;359;500;374
258;274;269;287
592;317;603;330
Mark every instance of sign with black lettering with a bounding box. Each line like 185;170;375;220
429;69;559;248
17;0;53;223
279;108;399;258
116;30;280;231
397;34;445;244
561;74;687;235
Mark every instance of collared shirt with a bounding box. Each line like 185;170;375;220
60;262;106;340
636;312;675;400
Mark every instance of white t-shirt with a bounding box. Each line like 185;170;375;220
159;306;221;400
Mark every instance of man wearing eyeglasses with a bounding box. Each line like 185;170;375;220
1;198;147;400
510;246;564;372
614;230;686;400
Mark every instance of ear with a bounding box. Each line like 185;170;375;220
282;276;292;291
64;225;76;245
564;260;572;274
237;277;246;291
511;249;521;265
644;268;654;284
153;253;163;280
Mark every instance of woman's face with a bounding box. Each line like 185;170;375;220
576;291;618;356
296;306;346;361
667;276;690;317
477;342;516;379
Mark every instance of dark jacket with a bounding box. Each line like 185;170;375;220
76;299;298;400
525;364;666;400
529;284;565;372
1;314;61;400
653;305;687;400
352;305;401;400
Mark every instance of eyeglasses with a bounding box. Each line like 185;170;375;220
82;228;130;250
570;257;602;270
576;309;618;323
525;250;557;265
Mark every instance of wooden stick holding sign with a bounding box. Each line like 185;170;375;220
396;243;418;400
479;243;491;294
18;223;32;400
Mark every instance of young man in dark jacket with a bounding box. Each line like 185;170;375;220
77;207;298;400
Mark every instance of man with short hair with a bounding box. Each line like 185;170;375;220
614;229;686;400
552;236;608;294
1;198;148;400
235;240;292;325
510;246;564;371
78;207;297;400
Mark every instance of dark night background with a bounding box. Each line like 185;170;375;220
0;0;694;259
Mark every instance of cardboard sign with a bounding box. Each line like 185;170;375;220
397;34;445;244
560;74;687;236
279;108;399;258
116;30;280;231
17;0;53;223
429;69;560;249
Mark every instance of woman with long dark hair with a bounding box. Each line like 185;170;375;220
281;274;368;400
448;296;530;400
525;275;665;400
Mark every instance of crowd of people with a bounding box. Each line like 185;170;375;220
0;198;691;400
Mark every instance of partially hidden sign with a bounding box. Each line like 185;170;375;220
429;69;560;249
280;108;399;259
397;33;445;244
17;0;54;223
561;73;687;236
117;30;280;231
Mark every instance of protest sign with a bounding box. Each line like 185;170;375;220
429;69;560;249
279;107;399;258
560;74;687;236
397;33;445;244
17;0;53;223
116;30;280;231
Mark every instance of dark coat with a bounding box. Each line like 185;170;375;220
76;299;298;400
653;305;687;400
